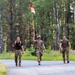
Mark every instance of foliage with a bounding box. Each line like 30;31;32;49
0;50;75;61
0;63;8;75
0;0;75;51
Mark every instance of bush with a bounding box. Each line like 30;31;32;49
0;63;8;75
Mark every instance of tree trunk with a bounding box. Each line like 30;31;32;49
9;0;13;51
54;3;60;50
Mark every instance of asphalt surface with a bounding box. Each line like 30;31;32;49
0;60;75;75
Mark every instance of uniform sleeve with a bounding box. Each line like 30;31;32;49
67;40;71;50
33;40;37;43
41;40;46;50
21;43;23;46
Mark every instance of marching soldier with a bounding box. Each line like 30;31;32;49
60;36;71;64
33;35;46;65
13;37;24;67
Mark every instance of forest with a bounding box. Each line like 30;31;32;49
0;0;75;52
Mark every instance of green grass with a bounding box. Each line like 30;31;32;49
0;50;75;61
0;63;8;75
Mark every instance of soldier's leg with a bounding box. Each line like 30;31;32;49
62;50;65;63
36;50;41;65
19;56;21;67
66;50;69;63
15;56;18;66
38;52;40;61
40;52;42;61
36;50;39;61
38;54;41;65
15;50;18;66
18;50;22;67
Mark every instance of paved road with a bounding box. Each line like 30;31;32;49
0;60;75;75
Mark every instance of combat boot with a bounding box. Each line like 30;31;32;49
15;58;18;66
38;59;41;65
38;61;41;65
19;63;21;67
67;61;69;63
16;63;18;66
19;61;21;67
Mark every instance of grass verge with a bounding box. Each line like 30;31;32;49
0;63;8;75
0;50;75;61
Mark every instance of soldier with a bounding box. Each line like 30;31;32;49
13;37;24;67
60;36;71;64
33;35;46;65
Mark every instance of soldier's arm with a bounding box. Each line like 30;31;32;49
32;36;37;43
21;45;24;54
42;42;46;50
59;42;63;50
43;45;46;50
69;42;71;50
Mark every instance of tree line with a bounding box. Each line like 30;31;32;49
0;0;75;52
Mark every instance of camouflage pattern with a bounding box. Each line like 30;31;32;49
34;40;44;62
60;39;69;63
61;40;69;48
13;37;24;67
15;50;22;66
62;48;69;63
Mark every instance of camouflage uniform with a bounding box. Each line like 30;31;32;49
14;42;23;67
34;40;44;64
60;39;69;63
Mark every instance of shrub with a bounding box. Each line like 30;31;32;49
0;63;8;75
